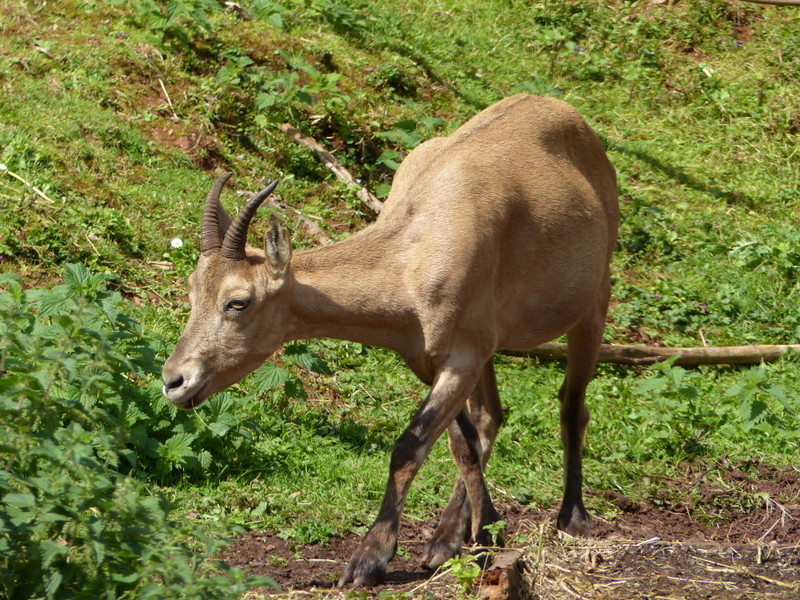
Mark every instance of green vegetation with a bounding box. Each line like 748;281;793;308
1;0;799;597
0;265;275;598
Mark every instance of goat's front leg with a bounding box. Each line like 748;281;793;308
423;362;504;568
338;367;479;587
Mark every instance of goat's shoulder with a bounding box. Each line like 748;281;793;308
380;136;451;217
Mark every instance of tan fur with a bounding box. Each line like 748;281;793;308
162;95;618;586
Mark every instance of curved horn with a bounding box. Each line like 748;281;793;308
221;180;280;261
200;172;233;254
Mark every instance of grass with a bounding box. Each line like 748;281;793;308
1;0;800;597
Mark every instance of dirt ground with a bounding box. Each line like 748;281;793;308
226;462;800;599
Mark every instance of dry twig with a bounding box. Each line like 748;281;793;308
278;123;384;215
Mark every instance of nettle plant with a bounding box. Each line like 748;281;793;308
631;357;797;460
0;265;274;599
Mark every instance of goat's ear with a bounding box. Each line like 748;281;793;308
264;213;292;277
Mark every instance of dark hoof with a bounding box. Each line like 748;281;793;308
557;507;591;537
337;555;387;588
422;537;462;570
474;514;506;547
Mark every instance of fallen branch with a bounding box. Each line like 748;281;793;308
278;123;384;215
503;343;800;366
265;198;332;245
738;0;800;6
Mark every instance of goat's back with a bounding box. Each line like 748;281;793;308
378;95;618;356
382;94;616;223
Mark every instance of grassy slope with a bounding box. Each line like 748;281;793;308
2;0;800;547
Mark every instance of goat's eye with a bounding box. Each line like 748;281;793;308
225;299;250;312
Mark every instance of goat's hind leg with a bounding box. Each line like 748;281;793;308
422;361;504;569
557;285;609;536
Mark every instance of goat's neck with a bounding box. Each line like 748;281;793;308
283;236;418;352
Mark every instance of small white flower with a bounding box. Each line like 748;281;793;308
0;163;7;171
170;237;184;249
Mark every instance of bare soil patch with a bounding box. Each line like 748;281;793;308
225;463;800;598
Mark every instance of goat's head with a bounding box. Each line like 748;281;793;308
162;173;291;409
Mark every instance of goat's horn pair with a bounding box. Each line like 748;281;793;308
200;174;280;259
221;179;279;261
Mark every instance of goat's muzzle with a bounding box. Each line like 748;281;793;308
161;361;209;409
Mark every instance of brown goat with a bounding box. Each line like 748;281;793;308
162;94;619;587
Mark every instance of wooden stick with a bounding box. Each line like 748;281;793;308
738;0;800;6
503;343;800;366
278;123;384;215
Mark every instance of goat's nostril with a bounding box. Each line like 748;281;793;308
164;374;184;392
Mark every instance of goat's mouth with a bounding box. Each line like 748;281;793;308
173;380;210;410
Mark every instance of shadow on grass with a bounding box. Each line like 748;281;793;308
606;137;757;210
